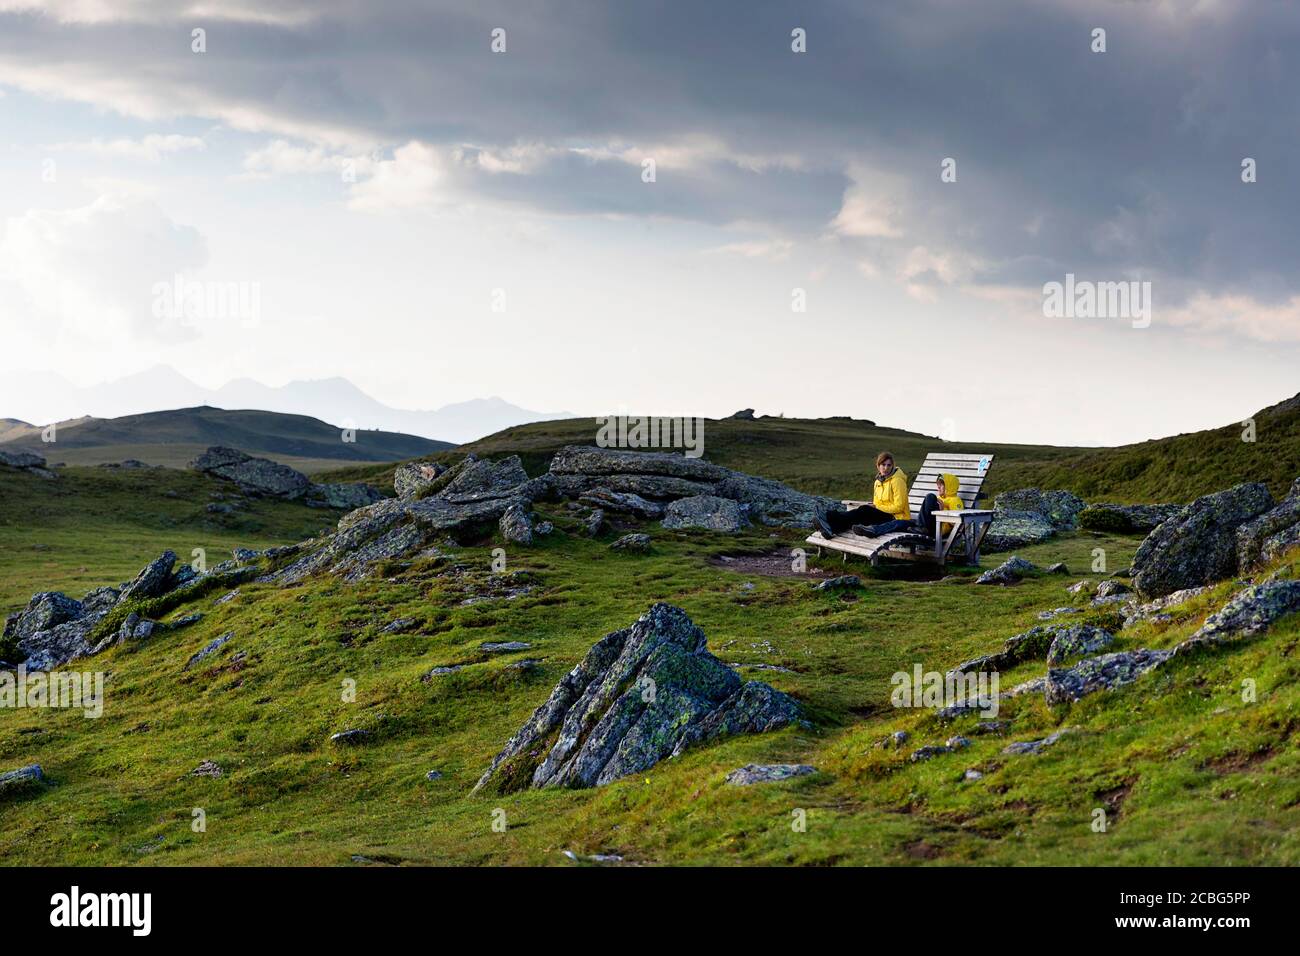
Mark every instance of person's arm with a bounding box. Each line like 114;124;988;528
874;472;908;518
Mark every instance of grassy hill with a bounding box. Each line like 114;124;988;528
1;461;1297;865
322;392;1300;506
0;406;453;473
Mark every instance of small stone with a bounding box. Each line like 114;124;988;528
190;760;223;777
963;769;984;781
183;632;233;671
610;533;652;552
1045;562;1069;575
0;764;46;794
813;574;862;591
425;770;443;781
330;729;371;745
381;617;417;634
975;556;1037;585
481;641;532;652
724;764;816;786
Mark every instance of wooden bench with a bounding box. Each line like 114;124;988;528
805;452;996;567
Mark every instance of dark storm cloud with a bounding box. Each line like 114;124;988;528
3;0;1298;303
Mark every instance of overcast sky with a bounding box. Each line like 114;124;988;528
0;0;1297;445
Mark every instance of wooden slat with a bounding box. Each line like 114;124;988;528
917;453;995;462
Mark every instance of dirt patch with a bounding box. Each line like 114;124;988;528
904;839;943;860
707;550;840;579
1095;780;1134;818
1202;746;1278;775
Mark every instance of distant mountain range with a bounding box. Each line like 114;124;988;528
0;366;572;445
0;406;452;472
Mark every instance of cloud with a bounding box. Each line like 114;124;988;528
0;195;208;344
46;133;205;161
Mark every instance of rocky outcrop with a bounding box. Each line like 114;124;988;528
549;445;833;529
1044;649;1173;705
498;503;534;545
994;489;1085;531
192;445;382;508
1131;482;1274;598
975;555;1037;585
661;495;748;532
0;448;55;479
1044;624;1114;665
118;550;177;603
1236;478;1300;571
192;446;312;499
1175;580;1300;654
306;482;384;510
1078;502;1183;534
578;489;664;519
472;604;801;793
983;511;1056;552
393;460;447;498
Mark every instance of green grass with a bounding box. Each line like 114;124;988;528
3;464;1297;865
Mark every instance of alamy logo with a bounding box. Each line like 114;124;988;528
595;415;704;458
50;886;151;936
0;666;103;718
891;664;999;718
1042;273;1151;328
151;274;261;328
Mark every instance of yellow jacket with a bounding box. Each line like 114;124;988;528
873;468;910;520
935;470;967;538
937;473;964;511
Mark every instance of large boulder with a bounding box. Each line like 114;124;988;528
118;550;177;603
436;455;529;503
982;511;1057;552
472;604;801;793
1044;649;1173;705
994;489;1085;531
714;473;837;529
191;446;311;500
1235;478;1300;571
306;482;385;510
1078;502;1183;534
549;445;729;483
661;495;749;532
1132;482;1274;598
498;502;534;545
3;592;83;643
578;489;664;519
393;460;447;498
0;448;46;470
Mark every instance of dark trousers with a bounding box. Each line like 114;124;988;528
825;503;894;533
861;493;943;537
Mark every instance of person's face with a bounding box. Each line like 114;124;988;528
937;479;946;494
878;458;893;476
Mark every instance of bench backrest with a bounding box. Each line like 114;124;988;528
908;452;994;514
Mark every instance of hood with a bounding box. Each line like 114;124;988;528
940;473;959;496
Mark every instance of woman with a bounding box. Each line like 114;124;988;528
816;451;909;538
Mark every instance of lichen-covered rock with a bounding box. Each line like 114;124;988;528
1236;482;1300;571
0;449;46;470
1132;482;1273;598
4;591;83;643
983;511;1057;552
435;455;529;503
1093;579;1131;600
661;495;748;532
1176;580;1300;653
393;460;447;498
578;489;664;519
307;482;385;510
1044;649;1172;705
975;555;1037;585
609;533;652;552
1078;502;1183;534
1045;624;1115;665
1122;585;1207;629
184;632;233;671
814;575;861;591
472;604;801;793
584;508;605;537
713;473;837;529
550;445;729;482
994;489;1085;530
498;503;534;545
725;764;816;785
1002;728;1077;755
118;550;177;603
949;623;1058;676
191;446;312;499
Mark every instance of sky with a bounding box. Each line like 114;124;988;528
0;0;1297;446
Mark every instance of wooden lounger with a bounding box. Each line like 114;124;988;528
805;452;996;567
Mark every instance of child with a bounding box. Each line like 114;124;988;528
852;472;963;538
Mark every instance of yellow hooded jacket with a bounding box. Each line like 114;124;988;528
873;468;910;520
931;473;964;537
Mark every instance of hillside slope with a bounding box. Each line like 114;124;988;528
325;393;1300;505
0;406;453;472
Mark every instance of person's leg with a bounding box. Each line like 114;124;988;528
825;504;892;534
853;517;911;537
915;492;941;538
